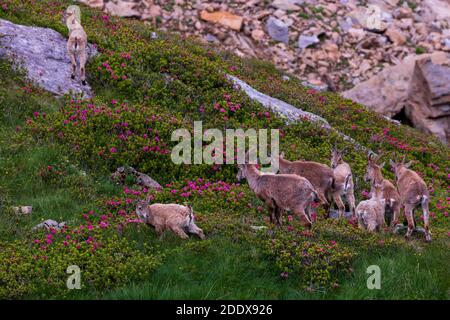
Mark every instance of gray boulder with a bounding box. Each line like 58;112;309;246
0;18;97;98
266;17;289;45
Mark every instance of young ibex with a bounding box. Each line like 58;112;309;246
237;161;317;228
331;146;356;217
390;156;431;242
136;201;205;240
271;152;335;213
364;152;401;227
356;182;386;232
62;6;88;85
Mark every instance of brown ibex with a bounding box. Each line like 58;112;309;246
364;152;401;227
331;146;356;217
390;156;432;242
237;162;317;228
271;152;335;214
356;182;386;232
62;6;88;85
136;201;205;240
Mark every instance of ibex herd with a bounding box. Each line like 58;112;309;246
134;146;431;242
237;147;432;242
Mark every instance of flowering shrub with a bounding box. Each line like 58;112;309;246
263;230;355;289
0;236;162;299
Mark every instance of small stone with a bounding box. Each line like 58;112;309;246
272;0;303;11
339;17;353;32
266;17;289;44
385;0;400;6
33;219;66;231
348;28;366;41
393;7;413;20
298;35;319;49
444;38;450;49
200;10;244;31
386;27;407;45
205;34;219;43
12;206;32;215
251;29;265;41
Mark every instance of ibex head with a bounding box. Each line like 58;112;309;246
62;5;81;26
136;199;150;221
389;154;413;179
236;147;258;182
364;151;385;183
331;144;348;169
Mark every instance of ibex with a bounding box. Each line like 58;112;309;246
62;6;88;85
356;182;386;232
271;152;335;213
237;161;317;228
136;201;205;240
390;156;432;242
364;152;401;227
331;146;356;217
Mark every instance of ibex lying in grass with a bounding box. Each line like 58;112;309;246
390;156;432;242
356;182;386;232
136;201;205;240
364;152;401;227
331;146;356;217
272;152;335;214
62;6;88;85
237;161;317;228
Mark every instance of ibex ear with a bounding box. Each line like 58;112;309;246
403;161;413;168
280;151;285;159
379;162;385;169
389;159;396;167
401;155;407;164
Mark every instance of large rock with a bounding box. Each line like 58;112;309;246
0;19;97;98
343;52;450;144
406;57;450;143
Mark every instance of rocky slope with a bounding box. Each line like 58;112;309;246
77;0;450;91
76;0;450;143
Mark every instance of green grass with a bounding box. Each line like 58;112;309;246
0;0;449;299
336;245;450;299
71;238;450;300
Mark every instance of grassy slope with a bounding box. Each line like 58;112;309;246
0;0;449;299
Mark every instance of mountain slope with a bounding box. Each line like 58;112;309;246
0;0;448;299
